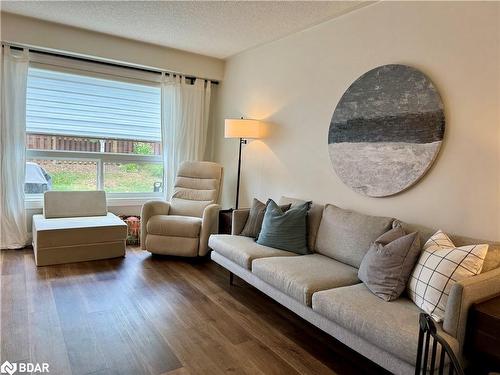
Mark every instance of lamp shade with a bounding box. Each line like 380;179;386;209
224;119;263;139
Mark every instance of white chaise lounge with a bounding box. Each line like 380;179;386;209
32;191;127;266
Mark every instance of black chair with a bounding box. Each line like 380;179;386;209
415;313;464;375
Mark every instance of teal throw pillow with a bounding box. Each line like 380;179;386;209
256;199;310;254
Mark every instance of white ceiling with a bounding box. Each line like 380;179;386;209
1;1;370;59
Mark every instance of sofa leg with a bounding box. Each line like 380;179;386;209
229;272;234;286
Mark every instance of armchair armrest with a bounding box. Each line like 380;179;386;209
232;208;250;235
141;200;170;250
443;267;500;353
199;204;221;256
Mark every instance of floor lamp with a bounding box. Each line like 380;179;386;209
224;118;263;209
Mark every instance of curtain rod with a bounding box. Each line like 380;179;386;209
2;42;219;85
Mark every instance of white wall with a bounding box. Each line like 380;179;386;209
0;12;225;80
214;2;500;241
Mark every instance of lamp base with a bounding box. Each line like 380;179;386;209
235;138;247;209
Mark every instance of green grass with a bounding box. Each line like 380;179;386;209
104;170;161;192
31;160;163;193
104;163;163;193
51;171;96;191
50;167;163;193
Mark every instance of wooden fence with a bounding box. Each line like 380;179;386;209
27;134;161;155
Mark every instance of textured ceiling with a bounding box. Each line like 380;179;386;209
1;1;370;59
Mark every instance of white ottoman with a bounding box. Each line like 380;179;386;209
32;191;127;266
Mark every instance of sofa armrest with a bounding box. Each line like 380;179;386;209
443;267;500;352
141;200;170;250
232;208;250;235
199;204;221;256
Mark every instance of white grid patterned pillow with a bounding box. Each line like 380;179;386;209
407;230;488;322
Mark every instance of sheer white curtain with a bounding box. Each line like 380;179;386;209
161;75;211;197
0;47;30;249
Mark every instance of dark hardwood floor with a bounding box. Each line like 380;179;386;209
1;247;389;375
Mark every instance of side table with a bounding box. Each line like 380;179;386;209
465;293;500;374
218;209;233;234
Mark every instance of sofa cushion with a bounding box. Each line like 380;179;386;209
312;283;447;365
208;234;297;269
147;215;202;237
33;213;127;248
315;204;393;268
43;191;107;218
252;254;360;306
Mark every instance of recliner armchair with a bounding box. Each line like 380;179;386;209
141;161;223;256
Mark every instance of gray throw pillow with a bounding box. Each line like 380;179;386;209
240;198;291;238
256;199;310;254
358;224;420;301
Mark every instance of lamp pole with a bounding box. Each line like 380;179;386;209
235;137;247;209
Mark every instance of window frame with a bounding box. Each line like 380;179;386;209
25;55;165;207
26;149;164;207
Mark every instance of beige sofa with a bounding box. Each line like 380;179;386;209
208;197;500;374
32;191;127;266
141;161;223;257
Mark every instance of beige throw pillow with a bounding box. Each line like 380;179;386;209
407;230;488;322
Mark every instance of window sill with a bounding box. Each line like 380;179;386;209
25;196;161;210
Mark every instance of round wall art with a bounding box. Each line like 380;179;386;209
328;64;445;197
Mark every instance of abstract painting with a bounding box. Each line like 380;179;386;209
328;64;445;197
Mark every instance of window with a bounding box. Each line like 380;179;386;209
25;65;163;200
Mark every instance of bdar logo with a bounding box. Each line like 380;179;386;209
0;361;17;375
